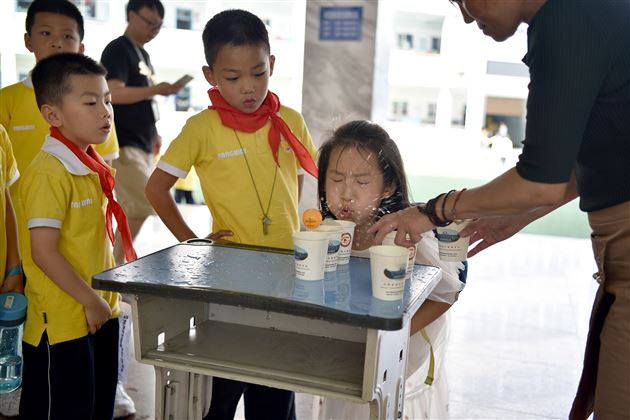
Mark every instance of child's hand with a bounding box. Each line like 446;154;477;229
206;230;233;241
1;274;24;294
84;295;112;334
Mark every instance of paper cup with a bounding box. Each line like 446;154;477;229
292;231;329;280
434;219;470;262
369;245;409;301
383;231;418;280
314;224;342;272
333;220;356;265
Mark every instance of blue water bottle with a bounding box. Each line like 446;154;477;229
0;292;27;393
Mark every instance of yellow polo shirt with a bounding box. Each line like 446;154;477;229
20;136;120;346
0;125;19;284
0;78;119;274
158;106;318;250
0;78;119;167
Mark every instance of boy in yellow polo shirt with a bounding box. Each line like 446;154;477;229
0;0;119;290
0;125;22;294
18;53;129;419
145;9;318;420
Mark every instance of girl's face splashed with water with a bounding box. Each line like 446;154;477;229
325;145;394;230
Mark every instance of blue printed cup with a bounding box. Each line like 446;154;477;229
314;224;343;272
434;219;470;262
292;231;329;280
383;231;418;280
368;245;409;301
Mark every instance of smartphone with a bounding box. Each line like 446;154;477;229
175;74;194;85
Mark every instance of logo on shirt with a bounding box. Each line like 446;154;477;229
12;125;35;132
70;198;93;209
217;148;246;159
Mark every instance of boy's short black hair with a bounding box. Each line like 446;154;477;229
31;53;107;109
127;0;165;20
202;9;270;67
26;0;85;41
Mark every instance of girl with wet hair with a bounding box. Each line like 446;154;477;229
313;120;467;418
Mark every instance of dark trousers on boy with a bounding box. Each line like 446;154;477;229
19;318;119;420
204;377;296;420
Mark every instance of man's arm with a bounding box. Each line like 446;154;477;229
370;168;578;247
107;79;187;105
30;227;111;334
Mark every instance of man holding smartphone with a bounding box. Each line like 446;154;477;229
101;0;189;265
101;3;189;415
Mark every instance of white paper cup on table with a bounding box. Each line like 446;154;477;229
314;224;342;272
383;231;418;280
332;220;356;265
292;231;329;280
369;245;409;301
434;219;471;262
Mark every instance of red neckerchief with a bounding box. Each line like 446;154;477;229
208;88;318;178
50;127;138;263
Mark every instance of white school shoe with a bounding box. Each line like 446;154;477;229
114;382;136;418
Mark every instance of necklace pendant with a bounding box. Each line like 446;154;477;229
262;216;272;235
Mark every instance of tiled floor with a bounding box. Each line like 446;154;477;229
124;206;598;419
446;234;597;419
0;205;597;419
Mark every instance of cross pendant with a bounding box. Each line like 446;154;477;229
262;216;272;235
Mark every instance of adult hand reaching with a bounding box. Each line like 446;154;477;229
460;213;533;258
369;206;434;247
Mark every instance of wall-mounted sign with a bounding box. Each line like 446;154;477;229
319;6;362;41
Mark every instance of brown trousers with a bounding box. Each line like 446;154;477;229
570;200;630;420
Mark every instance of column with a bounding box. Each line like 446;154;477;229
300;0;386;211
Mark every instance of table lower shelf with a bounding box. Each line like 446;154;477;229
142;318;367;400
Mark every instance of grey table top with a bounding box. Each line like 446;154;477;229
93;241;441;330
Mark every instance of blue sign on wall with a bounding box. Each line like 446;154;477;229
319;6;363;41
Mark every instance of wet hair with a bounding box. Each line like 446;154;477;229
32;53;107;109
202;9;270;67
317;120;410;221
127;0;165;20
26;0;85;41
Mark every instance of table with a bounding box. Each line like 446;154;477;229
93;241;441;419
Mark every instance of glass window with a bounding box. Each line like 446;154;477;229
391;101;409;121
430;37;441;54
16;0;32;12
74;0;96;18
176;8;192;30
18;1;104;19
397;34;413;50
426;103;436;124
